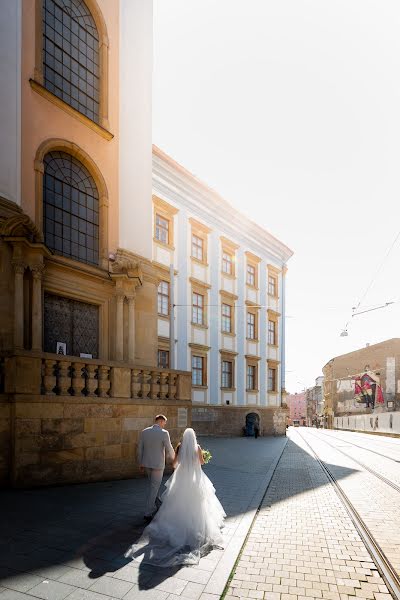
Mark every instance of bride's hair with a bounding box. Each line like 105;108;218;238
176;428;198;468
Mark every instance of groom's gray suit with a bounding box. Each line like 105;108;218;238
138;424;175;517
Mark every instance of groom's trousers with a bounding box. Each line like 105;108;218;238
144;468;163;516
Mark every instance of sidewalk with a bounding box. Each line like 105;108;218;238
225;429;391;600
0;436;286;600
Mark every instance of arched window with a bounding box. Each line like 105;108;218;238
43;0;100;123
43;151;99;265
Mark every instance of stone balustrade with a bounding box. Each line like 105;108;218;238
2;350;191;402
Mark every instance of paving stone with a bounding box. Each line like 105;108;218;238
24;579;75;600
88;575;133;598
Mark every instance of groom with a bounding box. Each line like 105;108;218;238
138;414;175;522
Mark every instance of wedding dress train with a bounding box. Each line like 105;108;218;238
125;428;225;567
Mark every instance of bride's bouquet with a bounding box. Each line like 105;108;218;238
202;449;212;464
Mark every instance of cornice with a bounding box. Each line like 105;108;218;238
152;147;294;264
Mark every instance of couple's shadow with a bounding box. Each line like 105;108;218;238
80;517;186;590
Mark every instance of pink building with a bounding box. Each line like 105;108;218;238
287;392;307;425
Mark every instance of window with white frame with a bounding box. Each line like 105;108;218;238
155;214;169;244
268;319;277;345
222;251;233;275
221;303;232;333
192;292;204;325
192;355;204;386
268;274;277;296
247;264;256;286
221;360;233;388
247;312;256;339
268;367;277;392
247;364;256;390
192;234;204;261
157;281;169;316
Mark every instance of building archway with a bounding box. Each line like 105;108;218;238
245;412;260;437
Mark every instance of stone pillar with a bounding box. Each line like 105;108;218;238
115;290;125;361
127;293;136;362
12;261;26;349
31;264;45;351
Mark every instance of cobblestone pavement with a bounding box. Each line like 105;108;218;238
301;428;400;576
226;429;392;600
0;436;286;600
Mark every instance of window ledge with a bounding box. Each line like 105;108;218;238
192;385;208;390
191;322;209;330
221;387;236;392
221;271;236;280
30;79;114;141
246;338;259;343
268;344;279;349
153;238;175;251
221;331;235;337
246;389;259;393
268;293;280;299
191;256;209;267
157;314;170;320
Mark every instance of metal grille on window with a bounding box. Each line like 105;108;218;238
44;293;99;358
43;0;100;123
44;151;99;265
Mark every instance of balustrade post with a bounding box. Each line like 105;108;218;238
115;291;125;361
85;364;98;397
160;371;168;399
57;359;71;395
12;261;26;349
72;362;85;396
43;359;56;395
141;369;151;399
168;372;177;400
30;264;45;351
97;365;111;397
131;368;141;398
149;371;160;400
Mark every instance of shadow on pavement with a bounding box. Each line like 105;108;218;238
0;435;358;591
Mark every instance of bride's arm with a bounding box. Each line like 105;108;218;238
198;445;205;465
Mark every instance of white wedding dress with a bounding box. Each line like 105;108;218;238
125;428;226;567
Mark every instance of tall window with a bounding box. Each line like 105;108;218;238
158;349;169;369
158;281;169;316
268;320;277;345
192;355;204;386
247;264;256;286
192;234;204;261
155;214;169;244
221;303;232;333
247;365;256;390
43;0;100;123
221;360;233;388
192;292;204;325
222;251;233;275
268;275;277;296
268;367;277;392
247;312;256;339
43;151;99;265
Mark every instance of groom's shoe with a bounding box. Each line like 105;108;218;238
143;514;153;523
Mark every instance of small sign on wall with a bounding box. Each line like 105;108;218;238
177;408;188;428
56;342;67;355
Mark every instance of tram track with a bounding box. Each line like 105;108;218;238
295;428;400;600
305;429;400;495
319;430;400;464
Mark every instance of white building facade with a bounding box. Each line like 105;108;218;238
152;146;293;436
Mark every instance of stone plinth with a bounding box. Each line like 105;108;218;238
192;405;288;437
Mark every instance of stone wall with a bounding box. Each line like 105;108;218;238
11;396;190;487
0;396;11;485
192;405;288;437
1;351;192;488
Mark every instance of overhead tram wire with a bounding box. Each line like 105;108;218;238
340;228;400;336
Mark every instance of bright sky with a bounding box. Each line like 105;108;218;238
153;0;400;393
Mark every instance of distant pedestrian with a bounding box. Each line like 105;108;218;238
254;422;260;439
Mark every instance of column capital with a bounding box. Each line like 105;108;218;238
12;260;26;275
30;263;45;280
115;289;125;302
126;292;136;304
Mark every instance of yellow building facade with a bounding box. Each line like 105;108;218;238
0;0;191;488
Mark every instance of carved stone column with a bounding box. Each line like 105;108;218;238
127;293;136;362
31;264;45;351
12;261;26;349
115;290;125;361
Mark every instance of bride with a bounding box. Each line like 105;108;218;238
125;428;225;567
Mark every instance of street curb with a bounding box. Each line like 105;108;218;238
201;436;289;599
